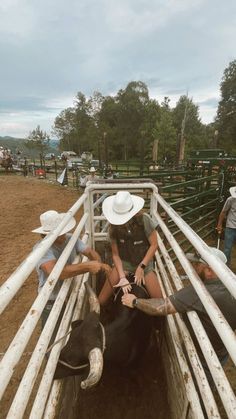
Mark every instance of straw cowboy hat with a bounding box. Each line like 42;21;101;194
102;191;144;225
186;247;227;265
89;167;96;173
229;186;236;198
32;210;76;235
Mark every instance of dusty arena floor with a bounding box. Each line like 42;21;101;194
0;174;235;419
0;175;168;419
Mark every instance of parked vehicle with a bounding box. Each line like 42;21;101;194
61;151;77;159
81;151;93;162
90;159;100;168
67;157;83;170
44;153;55;160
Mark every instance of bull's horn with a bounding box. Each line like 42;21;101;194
84;282;100;314
80;348;103;389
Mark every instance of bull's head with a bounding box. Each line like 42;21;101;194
54;282;104;389
54;275;152;389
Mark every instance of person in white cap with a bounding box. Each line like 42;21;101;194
98;191;163;305
216;186;236;266
122;247;236;383
85;166;98;183
32;210;110;327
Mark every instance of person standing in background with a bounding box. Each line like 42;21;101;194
216;186;236;267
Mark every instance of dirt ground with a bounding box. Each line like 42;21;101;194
0;175;168;419
0;174;235;418
0;175;81;418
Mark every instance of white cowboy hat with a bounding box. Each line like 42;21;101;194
32;210;76;235
186;246;227;265
229;186;236;198
102;191;144;225
89;167;96;173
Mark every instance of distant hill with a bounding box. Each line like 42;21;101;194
0;136;60;157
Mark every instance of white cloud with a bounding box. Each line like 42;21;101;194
0;0;235;136
104;0;205;34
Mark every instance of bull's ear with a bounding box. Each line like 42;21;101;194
71;320;83;329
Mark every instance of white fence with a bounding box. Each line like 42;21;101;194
0;180;236;418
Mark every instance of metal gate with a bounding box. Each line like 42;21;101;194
0;180;236;418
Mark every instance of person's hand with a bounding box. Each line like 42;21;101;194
122;293;136;308
100;263;112;275
87;261;111;275
216;225;222;234
134;265;145;286
113;277;132;294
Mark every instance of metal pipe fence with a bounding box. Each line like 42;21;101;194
1;180;236;418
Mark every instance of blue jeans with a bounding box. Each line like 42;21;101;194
224;227;236;266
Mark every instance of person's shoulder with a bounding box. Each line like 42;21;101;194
223;196;233;208
143;212;158;227
142;212;152;221
225;196;234;204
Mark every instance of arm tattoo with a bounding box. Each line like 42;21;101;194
135;298;175;316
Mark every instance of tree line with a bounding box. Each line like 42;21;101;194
26;59;236;163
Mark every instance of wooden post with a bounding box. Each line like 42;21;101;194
177;96;188;166
104;132;108;173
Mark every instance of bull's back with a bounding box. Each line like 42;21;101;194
104;284;152;366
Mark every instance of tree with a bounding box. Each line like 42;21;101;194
115;81;159;160
216;60;236;153
52;93;98;155
96;96;120;161
25;125;50;157
115;82;148;159
73;92;95;154
172;96;205;160
52;82;211;164
152;106;176;163
52;108;77;151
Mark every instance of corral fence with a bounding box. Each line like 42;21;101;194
0;180;236;418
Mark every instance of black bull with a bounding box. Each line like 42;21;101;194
54;274;152;389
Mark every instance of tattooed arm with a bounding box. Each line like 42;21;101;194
121;294;176;316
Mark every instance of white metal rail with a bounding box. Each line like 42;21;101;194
0;180;236;418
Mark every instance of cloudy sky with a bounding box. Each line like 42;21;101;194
0;0;235;138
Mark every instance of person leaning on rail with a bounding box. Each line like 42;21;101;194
98;191;163;306
216;185;236;267
32;210;110;328
122;247;236;383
